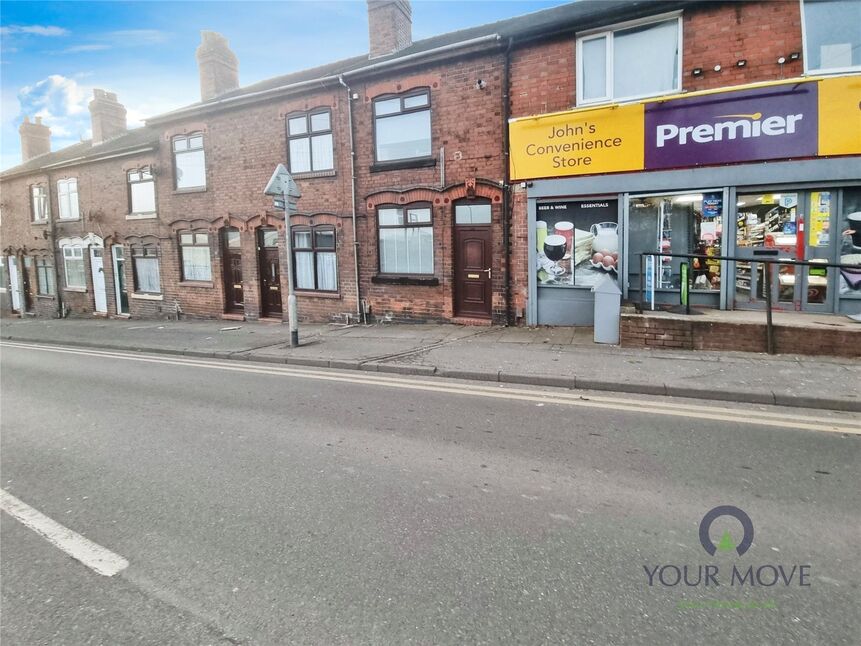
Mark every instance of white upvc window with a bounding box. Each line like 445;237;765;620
801;0;861;74
31;184;48;221
57;178;80;220
576;14;682;106
62;246;86;288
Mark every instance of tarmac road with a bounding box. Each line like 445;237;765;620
1;341;859;644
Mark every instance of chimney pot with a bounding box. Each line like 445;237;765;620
367;0;412;59
196;31;239;102
19;115;52;162
89;88;127;145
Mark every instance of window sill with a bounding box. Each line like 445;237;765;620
63;287;87;293
295;290;341;299
370;157;436;173
290;169;336;180
31;220;48;226
173;187;207;195
372;275;439;286
58;217;81;222
126;213;158;220
131;292;164;301
179;280;214;288
36;294;56;300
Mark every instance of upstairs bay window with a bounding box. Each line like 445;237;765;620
128;167;156;214
577;15;681;105
173;134;206;190
57;178;80;220
802;0;861;73
378;205;434;275
287;110;334;173
31;184;48;222
373;90;432;163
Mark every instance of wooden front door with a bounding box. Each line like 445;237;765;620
222;227;244;313
257;228;282;317
454;225;493;319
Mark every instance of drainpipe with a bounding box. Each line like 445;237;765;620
502;37;514;326
338;75;363;324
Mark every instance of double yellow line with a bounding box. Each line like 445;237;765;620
2;341;859;435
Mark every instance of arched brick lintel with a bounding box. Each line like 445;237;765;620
365;180;503;210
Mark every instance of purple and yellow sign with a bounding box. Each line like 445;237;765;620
509;76;861;181
644;83;819;169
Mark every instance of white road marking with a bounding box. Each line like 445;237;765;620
2;341;860;435
0;489;129;577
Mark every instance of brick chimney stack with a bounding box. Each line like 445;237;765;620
196;31;239;102
89;89;127;145
18;116;51;162
367;0;412;58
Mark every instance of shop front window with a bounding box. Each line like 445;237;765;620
536;199;619;288
628;191;723;294
839;187;861;299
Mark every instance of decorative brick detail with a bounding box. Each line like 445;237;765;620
365;180;502;210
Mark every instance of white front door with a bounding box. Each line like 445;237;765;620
90;247;108;313
8;256;22;311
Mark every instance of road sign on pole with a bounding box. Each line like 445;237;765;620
264;164;302;348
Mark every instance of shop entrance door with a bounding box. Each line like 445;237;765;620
222;227;244;314
257;227;282;317
734;191;836;311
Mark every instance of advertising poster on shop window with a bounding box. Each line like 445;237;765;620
536;200;619;288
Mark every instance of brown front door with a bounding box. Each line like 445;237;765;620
222;227;244;313
454;225;493;319
258;227;282;317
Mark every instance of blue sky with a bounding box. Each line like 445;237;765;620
0;0;569;169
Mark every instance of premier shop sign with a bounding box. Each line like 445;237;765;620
509;76;860;180
644;83;818;169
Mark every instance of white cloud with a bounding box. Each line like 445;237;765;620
0;25;68;37
17;74;91;143
104;29;169;45
60;44;111;54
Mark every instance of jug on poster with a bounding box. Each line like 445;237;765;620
590;222;619;255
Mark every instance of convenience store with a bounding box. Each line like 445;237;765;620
509;76;861;326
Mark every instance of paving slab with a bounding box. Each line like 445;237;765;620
2;316;859;411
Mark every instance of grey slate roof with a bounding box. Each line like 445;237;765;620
2;0;695;177
1;126;160;179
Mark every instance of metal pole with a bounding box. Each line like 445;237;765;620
764;261;774;355
283;192;299;348
639;253;645;313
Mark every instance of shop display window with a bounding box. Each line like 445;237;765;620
627;192;723;293
535;199;618;288
839;187;861;298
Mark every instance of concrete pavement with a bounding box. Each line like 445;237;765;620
2;316;860;411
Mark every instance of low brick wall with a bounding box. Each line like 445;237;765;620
621;313;861;358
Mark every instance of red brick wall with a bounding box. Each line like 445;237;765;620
509;1;805;119
620;314;861;358
683;1;803;92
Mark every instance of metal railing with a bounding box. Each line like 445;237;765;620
636;251;859;354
